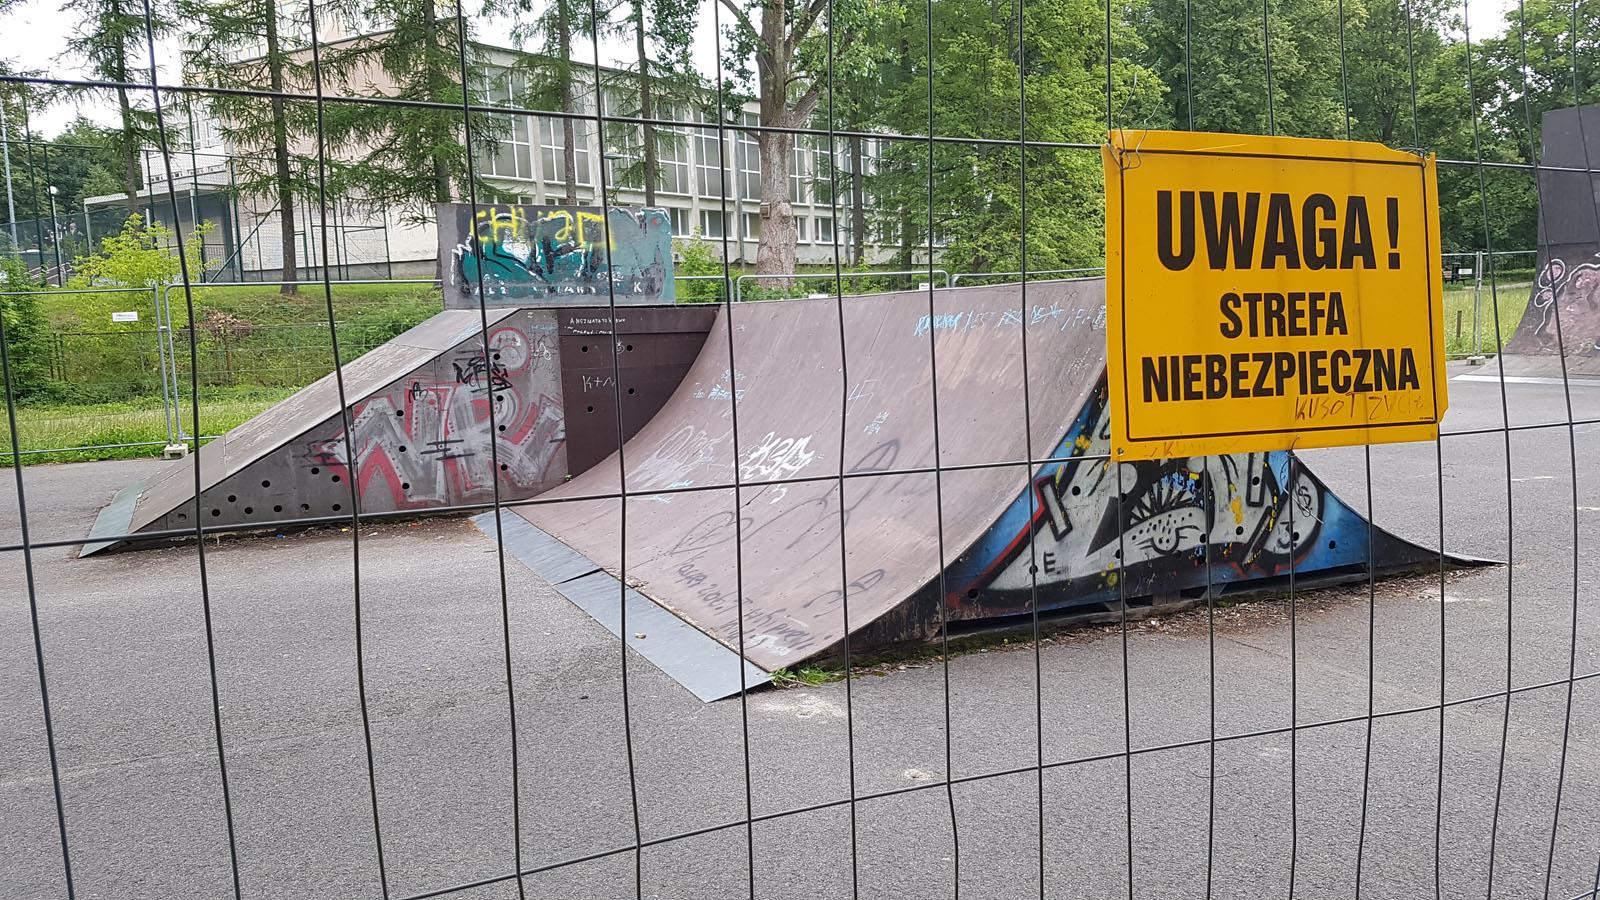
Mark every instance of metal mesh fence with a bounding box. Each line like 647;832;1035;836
0;0;1597;897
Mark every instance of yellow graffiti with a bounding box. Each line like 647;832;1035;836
475;205;525;240
576;210;617;250
1230;494;1243;525
539;210;574;242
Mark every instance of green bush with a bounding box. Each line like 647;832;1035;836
674;234;728;303
0;258;50;401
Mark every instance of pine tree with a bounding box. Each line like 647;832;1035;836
603;0;700;207
182;0;318;292
66;0;170;211
320;0;502;224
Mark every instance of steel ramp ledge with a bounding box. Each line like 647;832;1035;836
475;512;769;702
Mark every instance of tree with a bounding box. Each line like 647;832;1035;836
65;0;169;211
1340;0;1451;144
859;0;1162;273
183;0;319;293
1137;0;1347;138
322;0;501;225
71;212;211;287
503;0;593;205
719;0;900;282
4;118;124;224
0;255;49;401
601;0;701;207
1476;0;1600;158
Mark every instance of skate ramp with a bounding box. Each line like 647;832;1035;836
82;308;569;555
1503;103;1600;377
81;305;721;556
499;280;1454;699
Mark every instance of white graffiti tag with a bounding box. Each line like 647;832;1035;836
739;432;819;483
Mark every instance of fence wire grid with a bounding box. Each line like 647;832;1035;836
1;0;1598;897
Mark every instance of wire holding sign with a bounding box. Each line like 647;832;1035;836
1103;130;1448;460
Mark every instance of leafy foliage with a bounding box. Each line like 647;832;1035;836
674;234;728;302
63;0;170;205
70;213;213;289
181;0;321;289
0;257;49;399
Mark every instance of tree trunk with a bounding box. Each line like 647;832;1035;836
558;0;578;204
634;0;656;207
754;0;796;285
116;89;140;214
422;0;451;205
899;203;913;270
265;2;298;294
755;129;796;284
849;135;865;264
274;136;297;292
109;0;140;214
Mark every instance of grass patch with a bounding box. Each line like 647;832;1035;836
1441;278;1531;357
769;665;844;688
37;281;443;331
9;282;444;462
0;386;298;465
36;282;444;400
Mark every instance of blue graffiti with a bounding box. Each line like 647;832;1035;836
945;377;1383;616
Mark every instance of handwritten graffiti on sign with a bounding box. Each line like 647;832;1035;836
440;202;675;308
1103;130;1448;460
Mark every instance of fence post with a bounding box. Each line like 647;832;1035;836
1471;249;1485;361
169;284;188;442
152;285;177;449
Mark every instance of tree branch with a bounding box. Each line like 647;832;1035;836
787;0;829;55
718;0;758;41
790;29;856;124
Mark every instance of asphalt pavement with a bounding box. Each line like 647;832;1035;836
2;360;1599;900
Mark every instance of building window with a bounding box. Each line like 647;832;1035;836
700;209;725;238
741;212;761;242
670;208;692;237
736;115;761;200
693;118;726;199
812;145;834;207
795;216;809;243
480;68;535;181
540;117;592;188
816;216;834;243
792;139;822;206
657;107;691;196
603;127;643;192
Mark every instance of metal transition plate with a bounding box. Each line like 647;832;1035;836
474;512;769;702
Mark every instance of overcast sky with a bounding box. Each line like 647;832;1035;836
2;0;1516;138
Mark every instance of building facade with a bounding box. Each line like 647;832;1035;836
88;40;896;284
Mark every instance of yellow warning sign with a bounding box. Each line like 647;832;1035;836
1103;129;1448;461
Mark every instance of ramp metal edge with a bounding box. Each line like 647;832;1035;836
79;478;146;557
474;512;770;702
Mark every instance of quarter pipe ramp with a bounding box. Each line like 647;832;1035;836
1503;103;1600;377
497;279;1453;700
